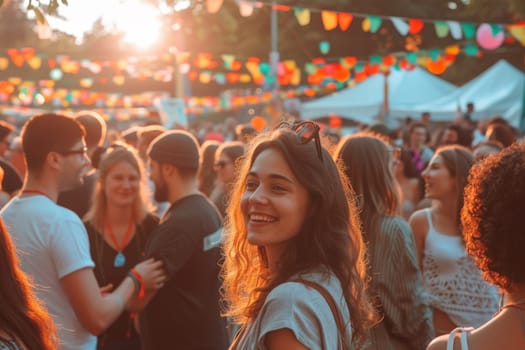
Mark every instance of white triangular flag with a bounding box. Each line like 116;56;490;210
447;21;463;39
391;17;409;36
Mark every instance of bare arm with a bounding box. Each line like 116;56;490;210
61;258;166;335
60;267;135;335
265;329;309;350
409;210;429;269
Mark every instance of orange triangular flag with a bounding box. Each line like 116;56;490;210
338;12;353;31
322;11;338;31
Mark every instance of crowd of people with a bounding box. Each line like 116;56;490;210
0;108;523;350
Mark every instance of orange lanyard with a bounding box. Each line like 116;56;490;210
105;217;135;253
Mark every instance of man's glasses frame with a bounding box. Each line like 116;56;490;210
274;120;323;162
57;146;88;156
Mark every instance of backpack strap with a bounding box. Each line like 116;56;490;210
293;278;349;350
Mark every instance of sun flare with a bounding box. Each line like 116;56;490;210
112;1;161;48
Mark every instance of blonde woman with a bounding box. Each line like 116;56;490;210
84;143;159;350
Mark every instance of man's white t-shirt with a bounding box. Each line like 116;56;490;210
1;195;96;350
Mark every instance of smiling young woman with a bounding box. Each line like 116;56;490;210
222;123;377;349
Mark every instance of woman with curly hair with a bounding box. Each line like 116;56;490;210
409;146;498;335
0;218;57;349
334;133;434;349
223;121;377;349
427;143;525;349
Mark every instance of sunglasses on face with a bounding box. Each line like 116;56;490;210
274;120;323;161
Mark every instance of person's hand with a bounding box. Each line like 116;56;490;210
133;258;167;291
99;283;113;295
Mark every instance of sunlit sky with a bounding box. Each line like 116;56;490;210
42;0;164;47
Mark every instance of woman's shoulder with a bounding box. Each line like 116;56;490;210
409;209;429;230
267;269;342;306
426;334;449;350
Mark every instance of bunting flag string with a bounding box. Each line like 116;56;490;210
0;76;332;114
0;38;506;90
218;0;525;45
1;43;522;111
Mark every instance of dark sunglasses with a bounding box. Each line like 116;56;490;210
214;160;230;169
274;120;323;161
57;146;88;156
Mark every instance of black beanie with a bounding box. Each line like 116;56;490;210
147;130;200;169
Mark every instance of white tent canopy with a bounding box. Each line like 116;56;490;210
300;66;457;125
408;60;525;127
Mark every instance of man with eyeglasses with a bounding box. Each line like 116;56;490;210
58;110;107;218
0;113;166;350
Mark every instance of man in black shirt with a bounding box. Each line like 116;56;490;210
140;131;228;350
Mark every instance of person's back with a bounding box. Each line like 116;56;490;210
366;216;434;350
334;133;433;349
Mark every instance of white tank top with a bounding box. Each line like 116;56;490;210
422;209;499;328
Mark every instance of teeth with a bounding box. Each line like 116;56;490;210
250;214;276;223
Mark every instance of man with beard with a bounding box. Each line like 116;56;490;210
0;113;166;350
140;130;228;350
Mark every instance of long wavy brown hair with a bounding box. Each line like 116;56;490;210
222;128;377;347
0;219;57;349
334;133;401;242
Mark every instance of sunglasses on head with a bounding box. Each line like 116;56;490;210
274;120;323;162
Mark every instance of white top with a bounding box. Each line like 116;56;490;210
422;209;498;328
1;195;96;350
233;268;352;350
